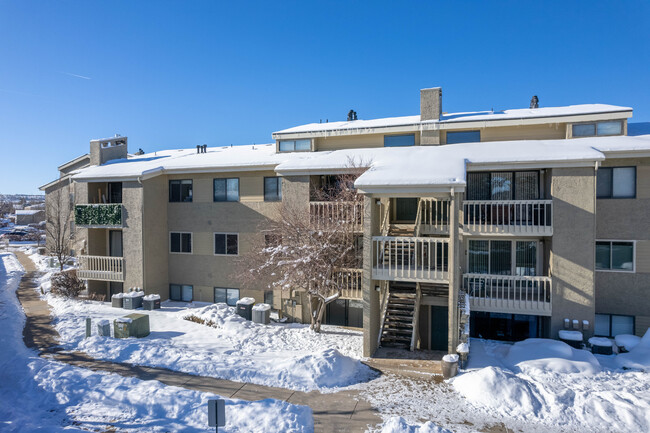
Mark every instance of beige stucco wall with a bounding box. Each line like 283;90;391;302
315;133;420;151
595;157;650;336
121;181;144;290
44;179;87;259
142;176;169;297
165;171;282;303
550;166;596;338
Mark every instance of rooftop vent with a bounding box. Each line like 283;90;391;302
530;95;539;109
347;110;358;121
196;144;208;154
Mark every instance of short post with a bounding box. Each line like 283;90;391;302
208;399;226;432
85;318;91;338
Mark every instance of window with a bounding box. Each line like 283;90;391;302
170;284;193;302
595;314;634;337
214;233;238;255
596;241;634;271
279;139;311;152
169;180;192;202
264;177;282;201
214;287;240;306
468;240;538;276
597;167;635;198
447;130;480;144
170;232;192;253
214;178;240;202
264;290;273;306
572;121;623;137
467;171;540;200
265;234;281;247
384;134;415;147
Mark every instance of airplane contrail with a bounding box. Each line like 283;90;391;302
59;71;92;80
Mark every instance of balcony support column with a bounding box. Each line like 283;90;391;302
448;190;461;353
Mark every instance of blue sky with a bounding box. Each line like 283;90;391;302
1;0;648;194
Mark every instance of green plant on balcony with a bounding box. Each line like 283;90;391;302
75;204;122;226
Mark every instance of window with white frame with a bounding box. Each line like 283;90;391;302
170;232;192;253
214;233;238;255
264;177;282;201
170;284;193;302
468;239;538;276
214;178;240;202
595;241;634;271
214;287;239;306
595;313;634;337
597;167;636;198
169;179;193;202
572;120;623;137
278;139;311;152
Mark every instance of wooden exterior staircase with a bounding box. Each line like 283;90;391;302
379;284;421;350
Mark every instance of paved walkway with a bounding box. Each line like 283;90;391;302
12;251;381;433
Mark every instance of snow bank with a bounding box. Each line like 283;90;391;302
449;339;650;432
453;366;542;418
503;338;600;375
615;334;641;351
617;329;650;371
379;417;452;433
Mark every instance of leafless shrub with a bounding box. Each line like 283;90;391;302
51;269;85;298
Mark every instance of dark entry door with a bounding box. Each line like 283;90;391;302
109;230;123;257
430;305;448;351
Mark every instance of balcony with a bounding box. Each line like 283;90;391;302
77;255;124;282
372;236;449;283
463;200;552;236
463;274;552;315
332;268;362;299
310;201;363;232
74;204;123;228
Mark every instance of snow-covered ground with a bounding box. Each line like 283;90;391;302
44;295;372;392
362;337;650;433
0;251;313;432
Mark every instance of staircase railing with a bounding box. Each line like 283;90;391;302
410;283;422;351
377;281;390;348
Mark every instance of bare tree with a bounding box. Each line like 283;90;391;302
242;168;364;332
45;188;76;271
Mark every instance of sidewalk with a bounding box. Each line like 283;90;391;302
12;251;381;433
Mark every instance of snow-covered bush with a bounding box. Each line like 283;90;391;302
50;270;85;298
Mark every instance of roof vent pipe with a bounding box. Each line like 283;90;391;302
530;95;539;109
202;144;207;153
196;145;201;154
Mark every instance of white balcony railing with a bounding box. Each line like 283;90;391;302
310;201;363;232
372;236;449;283
77;255;124;282
417;199;450;235
332;268;362;299
463;273;552;315
463;200;552;235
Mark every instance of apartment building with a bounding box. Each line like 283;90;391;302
42;87;650;358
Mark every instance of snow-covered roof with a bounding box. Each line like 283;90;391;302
71;144;311;181
273;104;632;136
71;134;650;193
15;210;43;215
276;135;650;193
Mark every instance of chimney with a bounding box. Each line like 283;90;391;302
420;87;442;121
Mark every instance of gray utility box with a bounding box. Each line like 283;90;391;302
114;313;150;338
97;319;111;337
236;297;256;321
111;294;124;308
143;297;161;310
252;303;271;325
123;294;144;310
